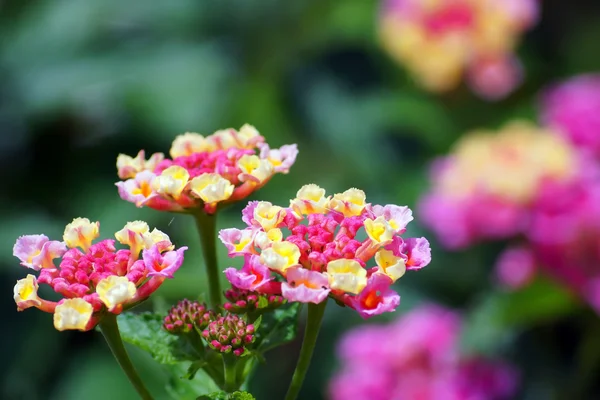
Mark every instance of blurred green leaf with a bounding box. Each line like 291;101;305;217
166;362;220;400
498;277;578;326
118;312;200;364
461;277;578;356
381;91;456;150
255;303;301;353
184;360;208;380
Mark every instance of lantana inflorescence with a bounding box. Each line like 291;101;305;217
13;218;187;331
379;0;539;99
419;120;577;249
418;117;600;313
219;184;431;318
116;124;298;214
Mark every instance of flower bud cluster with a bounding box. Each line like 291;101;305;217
223;286;285;314
202;314;255;357
163;299;212;333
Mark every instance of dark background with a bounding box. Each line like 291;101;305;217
2;1;600;399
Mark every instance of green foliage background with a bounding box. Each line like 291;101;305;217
2;0;600;399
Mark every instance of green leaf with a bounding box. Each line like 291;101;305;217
380;91;456;150
197;390;256;400
251;315;262;331
256;297;269;309
255;303;301;353
496;277;578;326
165;362;220;400
118;312;200;365
460;277;579;356
185;360;208;380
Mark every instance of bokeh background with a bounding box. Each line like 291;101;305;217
2;0;600;399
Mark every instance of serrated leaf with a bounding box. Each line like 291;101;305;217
197;390;256;400
118;312;200;364
255;303;301;353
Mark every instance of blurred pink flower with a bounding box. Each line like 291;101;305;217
467;56;523;100
541;74;600;157
524;169;600;312
420;115;600;313
419;121;576;249
495;245;536;289
379;0;539;99
329;304;519;400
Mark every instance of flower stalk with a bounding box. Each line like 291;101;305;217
99;313;154;400
223;354;239;393
284;300;327;400
192;211;222;309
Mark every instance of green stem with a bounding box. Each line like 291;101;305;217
284;301;327;400
99;314;154;400
192;211;222;309
223;354;238;393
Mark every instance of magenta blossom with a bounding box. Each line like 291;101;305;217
219;228;257;257
400;237;432;270
13;234;67;270
142;245;188;278
281;267;330;304
349;274;400;319
223;255;272;291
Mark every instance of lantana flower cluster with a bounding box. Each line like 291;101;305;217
219;185;431;319
420;120;577;249
495;156;600;309
329;304;519;400
116;125;298;214
419;113;600;312
379;0;539;99
13;218;187;331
